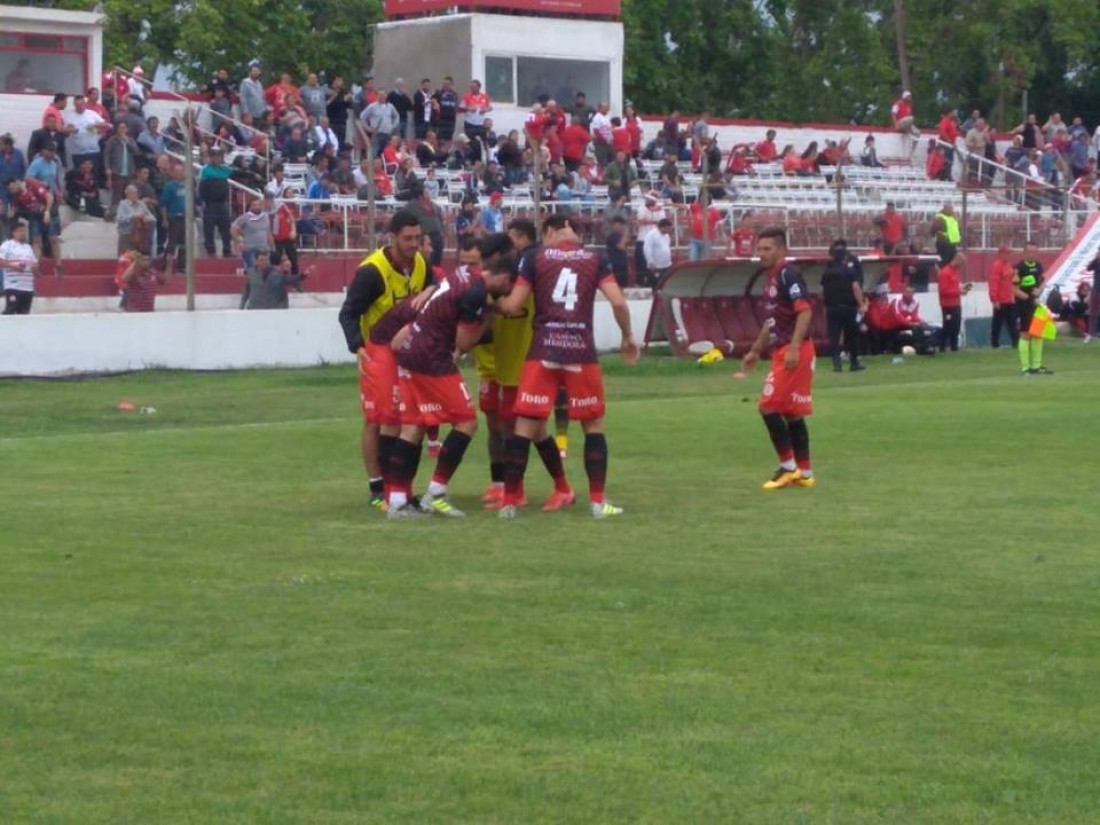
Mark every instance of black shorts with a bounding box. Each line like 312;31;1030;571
2;290;33;315
1017;301;1035;332
936;238;958;266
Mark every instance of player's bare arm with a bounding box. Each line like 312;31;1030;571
494;280;532;317
741;322;772;372
390;323;413;352
455;320;486;354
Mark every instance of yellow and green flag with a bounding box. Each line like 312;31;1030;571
1028;304;1057;340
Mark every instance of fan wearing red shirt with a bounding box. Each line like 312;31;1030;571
987;244;1019;348
937;109;959;180
494;214;639;519
624;104;643;159
689;201;723;261
877;202;906;253
937;253;969;351
755;130;778;162
611;117;632;156
892;91;918;137
739;227;817;490
270;197;299;275
386;257;517;519
459;80;492;140
561;116;590;172
120;251;172;313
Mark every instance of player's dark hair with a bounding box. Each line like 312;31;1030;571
507;218;537;244
389;210;421;235
53;92;67;103
541;213;571;235
757;226;787;247
459;235;481;253
490;256;519;282
480;232;515;261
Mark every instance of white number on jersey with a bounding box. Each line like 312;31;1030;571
551;267;579;311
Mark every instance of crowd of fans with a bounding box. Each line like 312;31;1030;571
3;69;1100;316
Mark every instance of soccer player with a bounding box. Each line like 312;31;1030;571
386;254;518;518
337;210;431;511
461;234;515;504
739;227;817;490
496;214;639;520
1013;241;1051;375
486;218;574;511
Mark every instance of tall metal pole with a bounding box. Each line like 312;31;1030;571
532;136;542;240
835;161;845;240
181;107;197;311
700;140;711;254
354;118;378;250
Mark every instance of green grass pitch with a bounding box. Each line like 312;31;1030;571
3;346;1100;823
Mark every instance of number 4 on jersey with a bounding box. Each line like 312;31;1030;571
551;267;578;311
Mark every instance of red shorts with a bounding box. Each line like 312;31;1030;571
358;343;401;426
759;341;816;418
513;360;605;422
498;385;519;422
399;368;476;427
478;379;500;415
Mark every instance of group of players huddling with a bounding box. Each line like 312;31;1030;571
338;213;816;520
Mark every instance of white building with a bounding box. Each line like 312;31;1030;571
0;4;105;151
372;12;624;137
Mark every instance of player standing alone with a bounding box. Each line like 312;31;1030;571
496;214;639;519
740;227;817;489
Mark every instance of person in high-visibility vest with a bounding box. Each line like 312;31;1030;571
932;202;961;265
337;210;430;511
1012;241;1052;375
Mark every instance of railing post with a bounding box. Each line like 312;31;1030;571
181;106;197;311
961;187;968;251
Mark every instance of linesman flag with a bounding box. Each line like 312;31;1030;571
1029;304;1058;340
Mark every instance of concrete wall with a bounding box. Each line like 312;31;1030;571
373;15;474;112
0;299;652;377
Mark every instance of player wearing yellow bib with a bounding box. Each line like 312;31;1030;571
337;210;431;510
484;219;574;511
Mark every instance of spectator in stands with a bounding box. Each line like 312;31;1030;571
65;157;104;217
136;116;166;159
635;191;665;284
281;126;310;164
605;216;630;287
892;90;920;138
571;91;594;129
481;191;504;234
755;129;778;162
387;79;413;139
199;147;234;257
937;252;968;352
394;157;419;200
120;250;172;312
231;196;274;269
413;77;435;140
361;90;400;158
561;115;590;173
455;195;481;246
603;150;637;201
1023;149;1044;211
306;172;334;202
240;250;307;309
65;94;108;185
861;134;884;168
0;135;26;209
406;183;444;266
26;141;62;205
8;176;59;269
42;92;67;128
1069;131;1091;180
240;61;267;122
270;196;298;274
688;200;723;261
590;102;613;167
658;153;683;202
158;162;186;266
1012;113;1043;151
433;77;459;143
1;220;38;315
416;130;444;167
458;79;491;140
781;144;801;175
27;115;67;166
104;121;140;219
822;239;866;372
936;108;960;179
313;116;341;156
876;202;906;254
116;184;154;254
643;218;673;284
624;103;643;160
988;244;1019;348
799;142;821;176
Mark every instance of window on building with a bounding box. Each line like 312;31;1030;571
485;55;514;105
515;57;610;108
1;33;88;95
